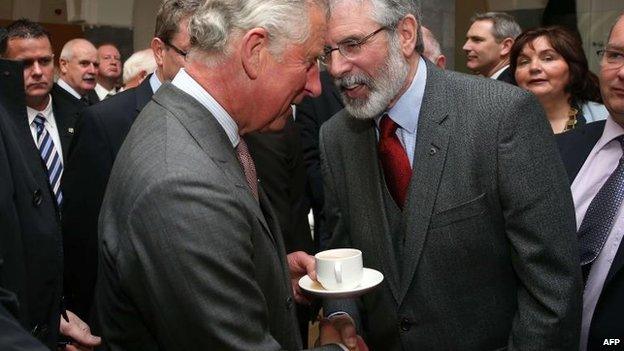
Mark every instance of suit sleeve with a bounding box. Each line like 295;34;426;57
0;121;49;351
0;294;49;351
100;171;339;351
496;92;582;350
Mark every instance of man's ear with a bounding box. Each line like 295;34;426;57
436;55;447;69
240;27;270;80
59;58;68;74
397;14;418;56
500;37;514;57
151;37;165;67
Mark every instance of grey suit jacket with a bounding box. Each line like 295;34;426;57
96;83;339;351
320;61;582;350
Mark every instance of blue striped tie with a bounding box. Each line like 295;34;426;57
33;114;64;206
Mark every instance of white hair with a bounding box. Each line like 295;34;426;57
60;38;95;61
421;26;441;60
328;0;424;54
123;49;157;84
187;0;328;63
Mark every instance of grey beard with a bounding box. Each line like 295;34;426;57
335;38;410;120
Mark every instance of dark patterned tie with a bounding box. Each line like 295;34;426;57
378;114;411;209
578;135;624;278
81;94;92;106
33;114;64;206
235;138;259;200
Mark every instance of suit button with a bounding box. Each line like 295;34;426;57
399;317;413;331
32;189;42;206
285;296;293;310
31;323;49;338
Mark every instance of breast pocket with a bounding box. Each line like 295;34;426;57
429;193;487;229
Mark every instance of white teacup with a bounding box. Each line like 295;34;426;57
315;248;363;291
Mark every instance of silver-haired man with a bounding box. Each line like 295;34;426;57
121;48;156;90
96;0;359;350
320;0;581;349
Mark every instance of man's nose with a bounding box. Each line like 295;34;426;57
31;61;43;76
462;41;471;52
327;50;352;80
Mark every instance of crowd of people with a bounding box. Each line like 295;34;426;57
1;0;623;350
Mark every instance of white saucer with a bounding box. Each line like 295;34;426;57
299;268;384;299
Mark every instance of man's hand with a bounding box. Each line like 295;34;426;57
58;310;101;351
319;313;368;351
287;251;316;304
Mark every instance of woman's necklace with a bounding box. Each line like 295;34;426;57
564;107;579;132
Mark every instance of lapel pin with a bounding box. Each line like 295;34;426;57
68;127;74;134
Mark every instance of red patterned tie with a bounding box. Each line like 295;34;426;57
235;138;259;200
378;114;411;209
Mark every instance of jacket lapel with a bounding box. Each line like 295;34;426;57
152;84;276;244
398;61;452;304
556;120;605;184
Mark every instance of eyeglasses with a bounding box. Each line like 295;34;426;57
162;38;188;57
597;48;624;69
319;27;389;65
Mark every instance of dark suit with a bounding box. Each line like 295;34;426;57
295;71;343;250
0;59;63;350
50;83;88;160
495;66;516;85
245;117;316;343
246;117;314;254
62;76;153;321
321;61;582;350
556;120;624;350
96;83;340;350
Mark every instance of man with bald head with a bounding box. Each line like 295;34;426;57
95;43;122;100
55;38;99;104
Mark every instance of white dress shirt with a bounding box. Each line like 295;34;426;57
56;78;82;100
95;83;118;101
149;72;162;93
374;56;427;168
571;116;624;351
26;95;64;163
489;65;509;80
171;69;240;147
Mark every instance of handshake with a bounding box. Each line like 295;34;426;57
288;250;376;351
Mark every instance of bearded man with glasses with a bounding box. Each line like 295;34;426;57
319;0;582;349
557;12;624;351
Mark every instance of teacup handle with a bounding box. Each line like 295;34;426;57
334;262;342;284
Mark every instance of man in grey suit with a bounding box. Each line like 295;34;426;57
319;0;582;349
96;0;359;350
